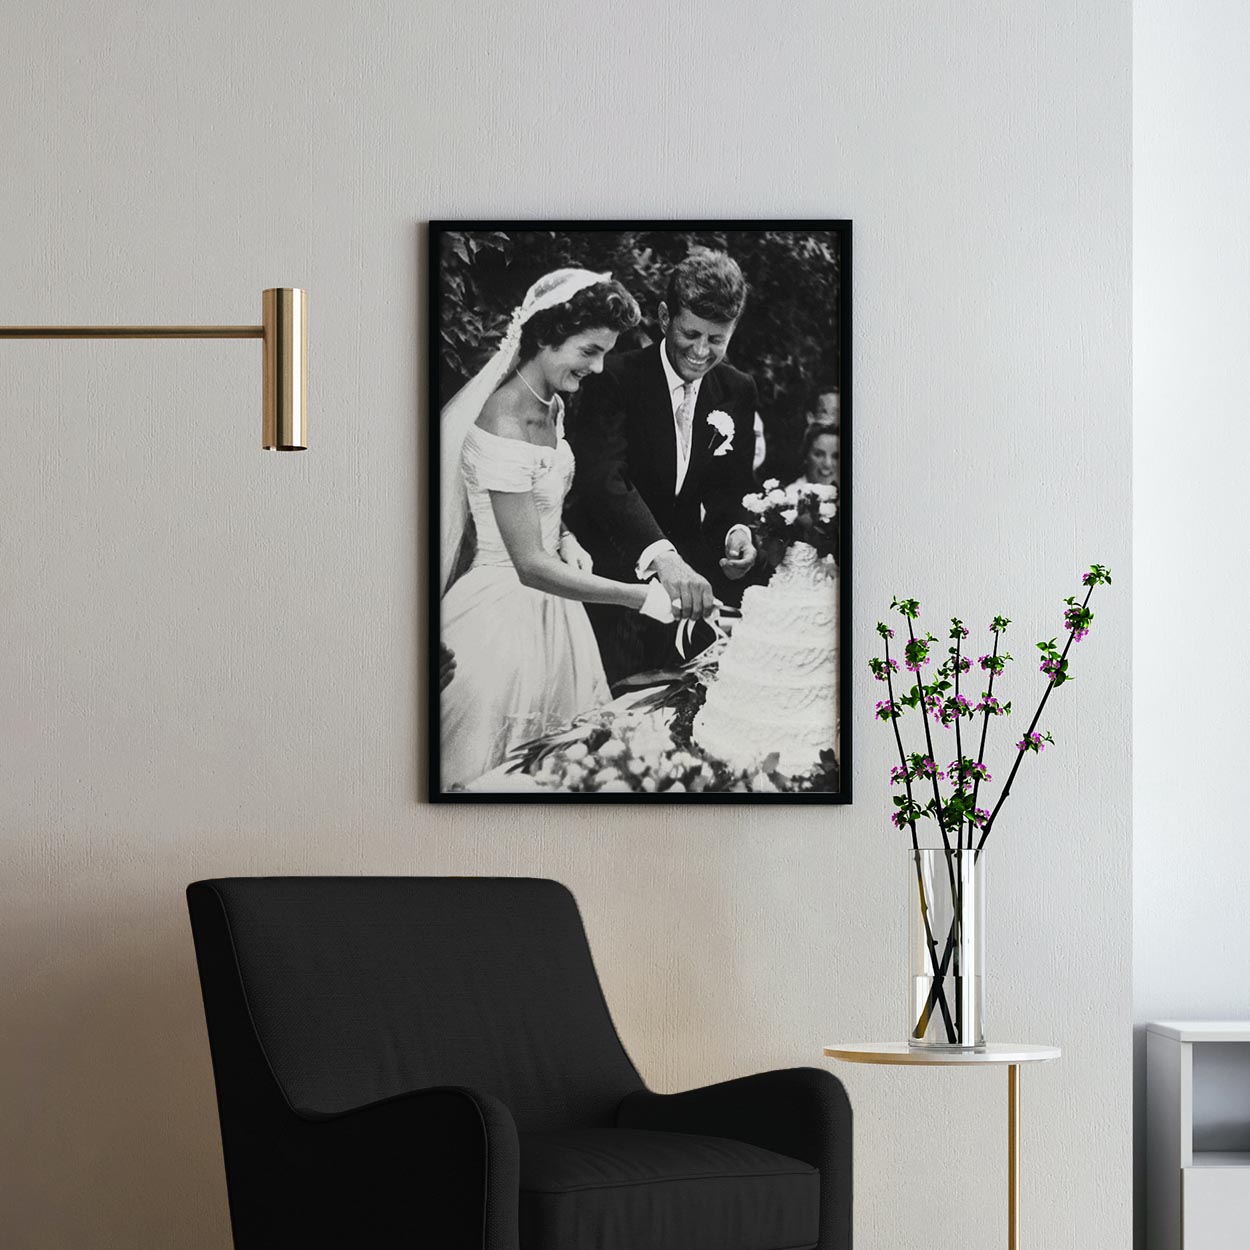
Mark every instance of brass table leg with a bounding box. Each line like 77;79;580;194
1008;1063;1020;1249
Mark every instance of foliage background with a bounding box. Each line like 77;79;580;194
434;227;845;481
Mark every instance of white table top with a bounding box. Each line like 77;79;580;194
824;1042;1061;1066
1146;1021;1250;1042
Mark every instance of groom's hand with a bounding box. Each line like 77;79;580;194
720;527;757;581
652;551;715;621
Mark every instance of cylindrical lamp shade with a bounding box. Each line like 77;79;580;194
262;288;308;450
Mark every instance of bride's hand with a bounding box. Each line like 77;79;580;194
637;580;676;623
558;531;594;573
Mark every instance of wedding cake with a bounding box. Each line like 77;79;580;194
693;541;838;776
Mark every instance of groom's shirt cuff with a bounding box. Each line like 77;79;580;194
636;526;751;579
635;539;677;580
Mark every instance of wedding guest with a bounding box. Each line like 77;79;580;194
789;422;840;490
806;384;840;428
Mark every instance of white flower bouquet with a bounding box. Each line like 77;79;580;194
742;478;839;570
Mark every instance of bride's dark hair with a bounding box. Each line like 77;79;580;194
518;279;640;360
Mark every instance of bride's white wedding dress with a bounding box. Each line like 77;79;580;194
440;402;610;787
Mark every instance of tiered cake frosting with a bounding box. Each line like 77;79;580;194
694;541;838;776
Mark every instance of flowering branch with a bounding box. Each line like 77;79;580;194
893;599;955;857
975;565;1111;851
950;620;967;848
969;619;1011;849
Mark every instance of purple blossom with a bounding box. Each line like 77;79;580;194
875;700;900;721
949;759;991;783
1017;731;1046;753
1064;606;1090;641
891;810;909;829
976;695;1005;715
937;694;972;726
890;765;907;785
1040;656;1062;683
873;658;899;681
972;807;991;827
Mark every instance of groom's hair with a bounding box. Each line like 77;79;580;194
519;279;640;360
667;249;747;324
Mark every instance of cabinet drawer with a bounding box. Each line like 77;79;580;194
1183;1164;1250;1247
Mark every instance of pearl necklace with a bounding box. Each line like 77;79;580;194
516;367;556;408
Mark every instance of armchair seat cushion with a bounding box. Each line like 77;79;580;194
518;1127;819;1250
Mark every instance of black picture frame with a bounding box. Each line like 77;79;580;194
428;220;852;803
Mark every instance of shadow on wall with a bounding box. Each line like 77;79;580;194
2;905;229;1250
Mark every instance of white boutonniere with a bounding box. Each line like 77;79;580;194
707;410;735;457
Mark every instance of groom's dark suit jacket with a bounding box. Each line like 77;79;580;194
565;344;758;683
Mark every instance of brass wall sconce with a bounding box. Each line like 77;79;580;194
0;287;308;449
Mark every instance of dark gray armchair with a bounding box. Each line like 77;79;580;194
188;876;852;1249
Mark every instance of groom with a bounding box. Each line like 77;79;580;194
566;249;759;685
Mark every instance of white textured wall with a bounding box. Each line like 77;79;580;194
1134;0;1250;1243
0;2;1130;1246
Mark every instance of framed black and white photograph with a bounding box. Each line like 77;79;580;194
429;221;851;802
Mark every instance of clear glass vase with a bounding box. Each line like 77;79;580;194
907;847;985;1050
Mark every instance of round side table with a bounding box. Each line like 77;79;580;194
823;1042;1060;1250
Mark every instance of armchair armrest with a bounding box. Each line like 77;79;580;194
617;1068;851;1250
228;1084;520;1250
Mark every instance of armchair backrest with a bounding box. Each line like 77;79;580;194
187;877;643;1132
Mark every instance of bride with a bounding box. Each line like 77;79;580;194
439;268;673;787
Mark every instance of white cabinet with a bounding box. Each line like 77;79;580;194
1147;1022;1250;1249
